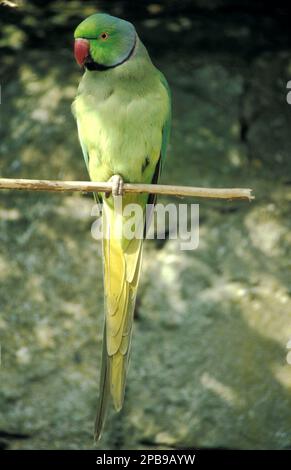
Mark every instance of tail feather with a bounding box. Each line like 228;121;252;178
94;196;143;440
110;352;126;411
94;325;110;441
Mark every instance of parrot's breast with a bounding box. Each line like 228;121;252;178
74;70;169;184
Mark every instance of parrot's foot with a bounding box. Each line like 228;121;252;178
108;174;124;197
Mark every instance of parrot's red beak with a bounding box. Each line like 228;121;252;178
74;38;90;67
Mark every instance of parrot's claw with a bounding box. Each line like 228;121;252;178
108;174;124;197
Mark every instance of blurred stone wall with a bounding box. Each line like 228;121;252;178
0;0;291;451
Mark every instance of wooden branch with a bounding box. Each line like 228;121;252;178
0;178;254;201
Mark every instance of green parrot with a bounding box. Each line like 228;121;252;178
72;13;171;440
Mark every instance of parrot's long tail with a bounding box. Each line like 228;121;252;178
94;196;143;441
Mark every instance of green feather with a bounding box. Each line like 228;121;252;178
159;72;172;170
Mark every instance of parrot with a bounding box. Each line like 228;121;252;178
72;13;171;440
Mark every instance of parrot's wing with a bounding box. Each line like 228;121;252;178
148;73;171;203
159;72;172;171
147;72;171;210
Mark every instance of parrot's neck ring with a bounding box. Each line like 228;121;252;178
85;34;137;72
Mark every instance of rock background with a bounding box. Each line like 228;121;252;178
0;0;291;450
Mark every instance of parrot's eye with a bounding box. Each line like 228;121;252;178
99;32;109;40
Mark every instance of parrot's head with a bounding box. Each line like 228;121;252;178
74;13;136;71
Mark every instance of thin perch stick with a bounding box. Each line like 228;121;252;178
0;178;254;201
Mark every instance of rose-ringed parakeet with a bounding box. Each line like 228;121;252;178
72;13;171;440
